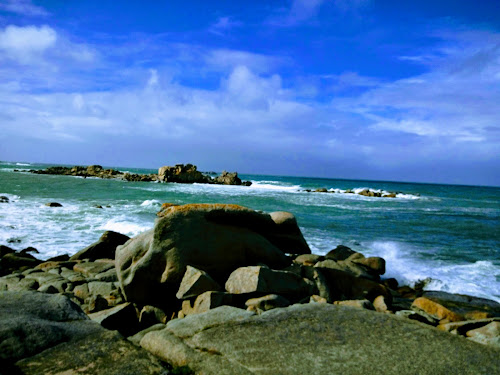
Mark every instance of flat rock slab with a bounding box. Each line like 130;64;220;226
16;330;169;375
143;304;500;375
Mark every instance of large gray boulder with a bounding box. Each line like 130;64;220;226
116;204;309;309
0;291;168;374
140;303;500;375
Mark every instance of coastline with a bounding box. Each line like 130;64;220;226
1;203;499;373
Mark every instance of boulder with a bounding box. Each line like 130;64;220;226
70;231;130;261
467;321;500;348
269;211;311;254
214;170;242;185
412;297;465;322
116;204;305;308
294;254;323;266
334;299;375;310
176;266;221;300
225;266;313;299
158;163;210;183
316;268;391;302
74;261;114;277
0;195;9;203
324;245;357;261
88;302;139;337
140;303;500;375
139;306;168;327
0;291;93;363
421;291;500;317
190;291;234;315
245;294;290;313
0;252;42;276
16;329;169;375
45;202;63;207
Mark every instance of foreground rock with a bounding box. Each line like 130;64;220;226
140;303;500;375
116;204;310;309
0;291;168;374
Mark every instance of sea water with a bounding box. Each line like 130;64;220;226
1;161;499;302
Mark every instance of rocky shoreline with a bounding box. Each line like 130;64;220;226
1;203;499;374
24;163;252;186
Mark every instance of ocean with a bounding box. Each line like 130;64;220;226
1;161;499;302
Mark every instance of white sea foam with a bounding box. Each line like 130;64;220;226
366;241;500;303
98;217;151;237
248;181;301;192
140;199;161;207
16;163;31;166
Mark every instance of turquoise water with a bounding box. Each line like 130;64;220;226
1;161;499;302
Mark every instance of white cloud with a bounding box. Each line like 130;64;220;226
0;25;56;62
208;16;242;36
204;49;284;73
268;0;325;26
0;0;49;17
336;30;500;150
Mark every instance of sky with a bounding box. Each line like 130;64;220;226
0;0;499;186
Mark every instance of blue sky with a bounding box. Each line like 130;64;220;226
0;0;499;185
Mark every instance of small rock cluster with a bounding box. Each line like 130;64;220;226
306;187;398;198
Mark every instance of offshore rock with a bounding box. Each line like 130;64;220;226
158;164;210;183
116;204;310;309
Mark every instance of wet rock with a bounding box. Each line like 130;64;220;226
0;195;9;203
45;202;63;207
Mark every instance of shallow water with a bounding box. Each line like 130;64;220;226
1;161;499;302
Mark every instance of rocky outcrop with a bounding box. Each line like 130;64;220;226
2;206;500;374
31;165;122;179
29;163;251;187
158;164;210;183
116;204;310;310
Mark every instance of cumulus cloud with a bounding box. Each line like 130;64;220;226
0;25;56;62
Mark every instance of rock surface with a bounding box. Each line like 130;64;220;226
140;303;500;375
0;291;168;374
116;204;308;308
